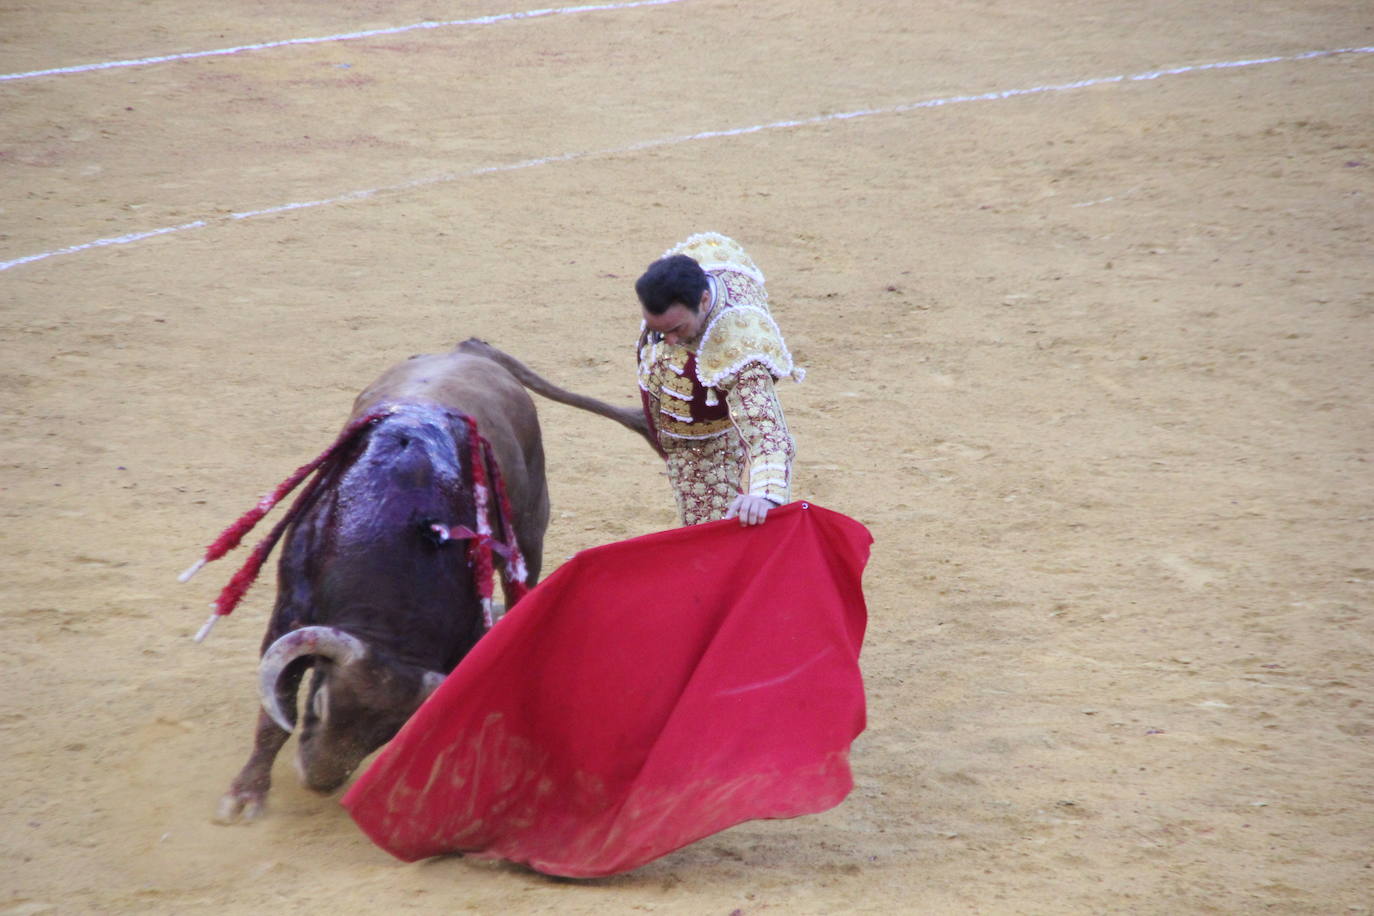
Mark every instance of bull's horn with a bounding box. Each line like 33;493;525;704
258;626;370;733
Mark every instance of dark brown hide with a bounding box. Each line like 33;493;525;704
215;346;549;823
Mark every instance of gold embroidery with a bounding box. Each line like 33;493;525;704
663;232;764;285
696;306;794;389
663;434;747;525
727;364;794;503
641;234;801;460
640;336;731;441
637;233;801;524
662;375;695;403
719;270;769;311
655;414;734;439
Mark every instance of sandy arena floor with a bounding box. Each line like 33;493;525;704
2;1;1372;912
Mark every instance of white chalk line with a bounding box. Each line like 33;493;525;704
0;0;688;83
4;44;1371;275
1073;186;1142;208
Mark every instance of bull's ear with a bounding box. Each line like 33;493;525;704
310;680;330;722
418;670;446;701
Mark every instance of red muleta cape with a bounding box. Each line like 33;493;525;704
341;501;872;878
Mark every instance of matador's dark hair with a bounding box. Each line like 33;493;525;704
635;254;708;316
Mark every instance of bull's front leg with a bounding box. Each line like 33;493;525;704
215;709;290;824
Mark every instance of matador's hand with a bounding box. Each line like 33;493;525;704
725;494;777;526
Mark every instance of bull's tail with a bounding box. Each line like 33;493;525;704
456;338;658;452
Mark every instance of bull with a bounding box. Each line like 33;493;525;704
199;342;572;823
190;339;652;823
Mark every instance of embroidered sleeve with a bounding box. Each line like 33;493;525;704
724;362;795;504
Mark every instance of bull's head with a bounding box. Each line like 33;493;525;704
258;626;446;792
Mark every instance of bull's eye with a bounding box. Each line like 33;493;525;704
312;684;329;721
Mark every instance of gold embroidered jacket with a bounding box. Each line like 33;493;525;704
637;233;801;504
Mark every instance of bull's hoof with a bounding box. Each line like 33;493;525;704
213;790;266;825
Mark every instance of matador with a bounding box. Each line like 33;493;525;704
635;233;802;526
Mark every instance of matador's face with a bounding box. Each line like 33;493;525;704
643;288;713;347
